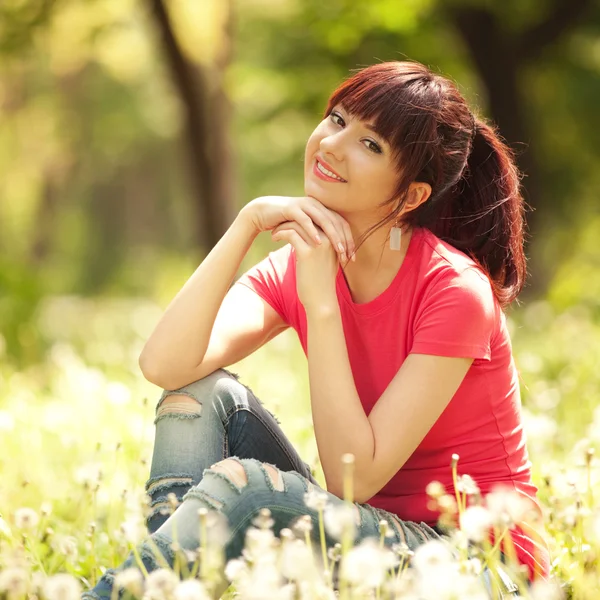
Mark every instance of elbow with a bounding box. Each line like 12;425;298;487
138;351;171;389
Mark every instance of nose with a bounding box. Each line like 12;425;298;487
319;130;345;163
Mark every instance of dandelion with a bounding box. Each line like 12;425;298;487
323;504;356;540
144;568;179;600
201;510;230;547
280;538;317;581
303;489;329;512
224;558;249;583
340;538;395;588
411;539;454;575
426;481;446;500
291;514;313;536
0;567;29;597
120;516;146;544
14;507;39;531
173;579;211;600
528;578;565;600
51;535;79;560
457;474;481;497
43;574;82;600
114;568;144;598
485;486;537;528
460;506;493;542
252;507;275;530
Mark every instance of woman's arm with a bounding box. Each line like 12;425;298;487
139;207;260;387
307;306;472;503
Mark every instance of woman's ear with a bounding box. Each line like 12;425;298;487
405;182;431;211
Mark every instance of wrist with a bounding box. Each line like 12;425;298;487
236;204;260;238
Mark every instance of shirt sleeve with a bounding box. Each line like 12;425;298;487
235;245;295;325
410;267;497;361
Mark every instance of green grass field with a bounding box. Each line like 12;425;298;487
1;294;599;598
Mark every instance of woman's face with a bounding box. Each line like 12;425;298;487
304;104;399;219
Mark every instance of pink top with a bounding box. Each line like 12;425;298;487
237;226;549;580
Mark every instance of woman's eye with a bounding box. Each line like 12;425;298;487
365;140;382;154
330;112;344;126
330;112;382;154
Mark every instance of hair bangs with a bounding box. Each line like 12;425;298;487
324;68;432;160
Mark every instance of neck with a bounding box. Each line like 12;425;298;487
346;215;413;272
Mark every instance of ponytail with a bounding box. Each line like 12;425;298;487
423;119;527;307
324;60;528;307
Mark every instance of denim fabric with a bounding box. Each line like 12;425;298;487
82;368;519;599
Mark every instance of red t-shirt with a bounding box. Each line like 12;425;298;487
236;226;550;581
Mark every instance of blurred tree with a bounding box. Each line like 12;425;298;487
148;0;236;248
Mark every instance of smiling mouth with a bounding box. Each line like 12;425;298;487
314;159;347;182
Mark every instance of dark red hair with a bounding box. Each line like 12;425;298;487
324;61;527;307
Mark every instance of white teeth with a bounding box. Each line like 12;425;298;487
317;160;344;181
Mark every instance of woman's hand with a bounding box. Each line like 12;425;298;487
241;195;356;262
271;221;342;315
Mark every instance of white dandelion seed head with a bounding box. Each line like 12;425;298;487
528;578;565;600
280;538;318;581
291;514;313;537
14;507;39;531
412;539;455;576
426;480;446;499
43;573;82;600
415;567;486;600
456;474;481;496
0;567;29;597
485;486;537;528
74;463;102;488
40;502;53;517
114;568;144;597
144;568;179;600
173;579;211;600
244;527;277;558
252;508;275;530
460;506;493;542
203;510;230;547
323;504;357;540
236;561;282;600
224;558;249;583
340;538;395;588
51;535;79;560
120;515;147;545
303;489;329;512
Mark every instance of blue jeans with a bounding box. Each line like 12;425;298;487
82;368;518;599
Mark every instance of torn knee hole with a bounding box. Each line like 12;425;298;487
210;459;249;488
157;394;202;419
146;476;193;495
262;463;284;491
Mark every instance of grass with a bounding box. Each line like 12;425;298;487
1;293;599;598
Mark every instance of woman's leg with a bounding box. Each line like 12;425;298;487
83;457;519;600
83;457;445;600
144;368;318;533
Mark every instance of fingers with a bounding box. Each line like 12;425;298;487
300;204;355;261
272;221;318;248
287;208;323;246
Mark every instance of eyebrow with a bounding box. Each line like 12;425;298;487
336;105;388;144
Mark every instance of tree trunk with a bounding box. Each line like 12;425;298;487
148;0;235;250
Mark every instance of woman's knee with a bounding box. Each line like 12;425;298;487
155;368;243;417
210;458;284;491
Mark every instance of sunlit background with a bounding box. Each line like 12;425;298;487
1;0;600;594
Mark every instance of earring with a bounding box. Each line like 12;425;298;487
390;219;402;251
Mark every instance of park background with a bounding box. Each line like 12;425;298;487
1;0;600;596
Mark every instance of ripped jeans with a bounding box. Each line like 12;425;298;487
82;368;519;599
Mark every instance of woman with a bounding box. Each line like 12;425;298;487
84;60;549;599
